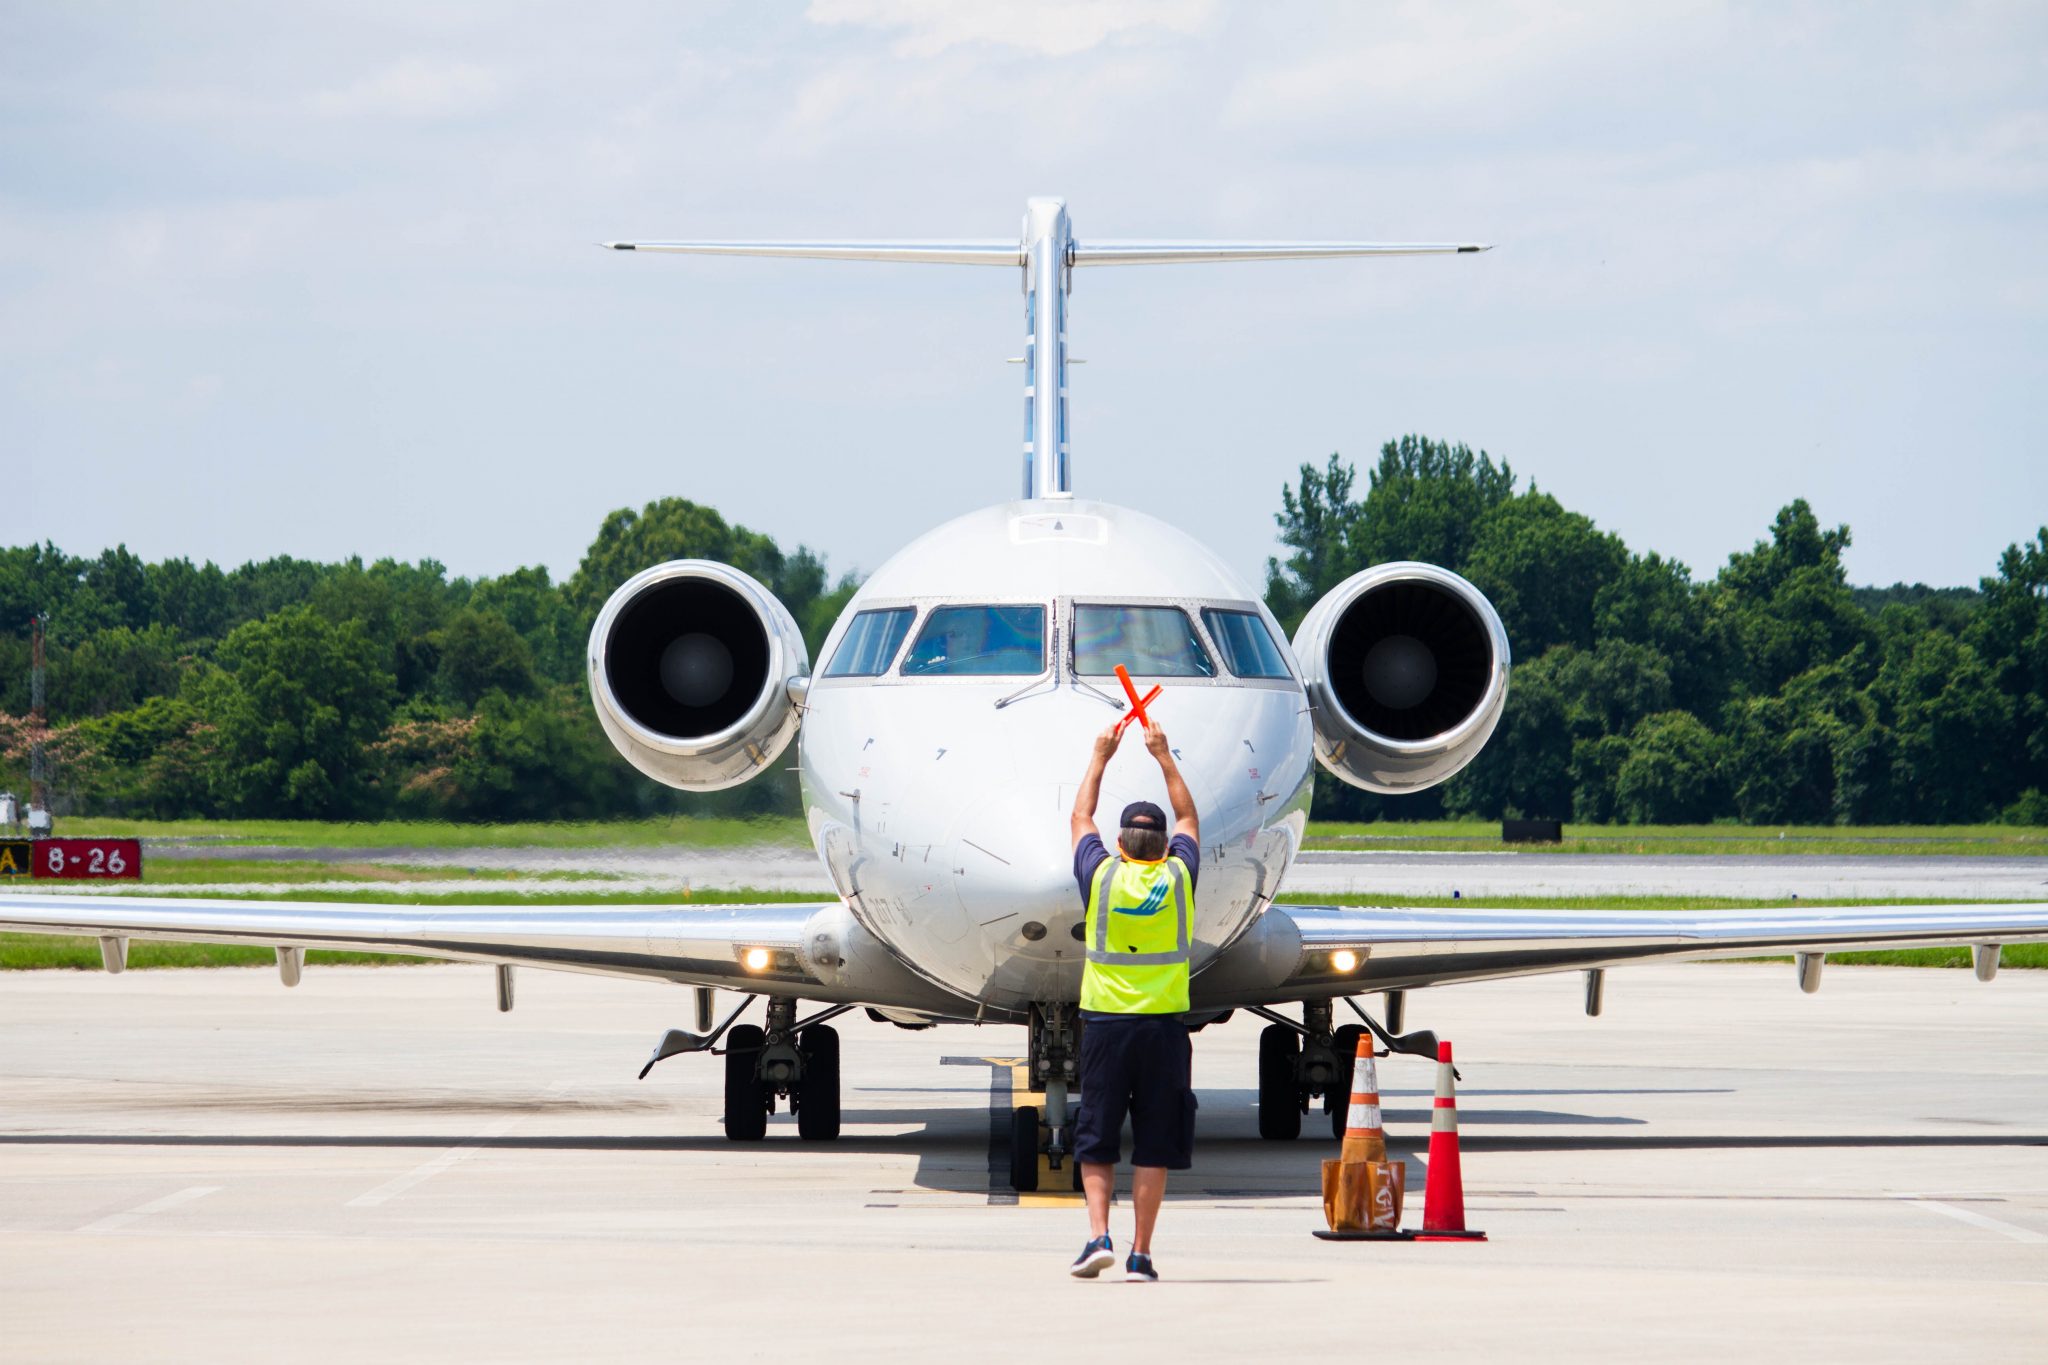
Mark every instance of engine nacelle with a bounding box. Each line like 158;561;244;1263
587;560;810;791
1292;562;1511;794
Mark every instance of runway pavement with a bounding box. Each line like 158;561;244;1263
2;962;2043;1361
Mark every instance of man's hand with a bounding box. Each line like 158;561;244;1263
1143;725;1170;760
1093;724;1123;762
1145;724;1199;844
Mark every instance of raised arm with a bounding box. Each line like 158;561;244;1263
1144;726;1199;844
1071;724;1121;851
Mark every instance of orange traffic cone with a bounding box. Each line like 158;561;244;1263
1417;1040;1486;1242
1340;1035;1386;1164
1313;1036;1413;1241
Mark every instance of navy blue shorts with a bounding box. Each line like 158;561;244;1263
1073;1014;1196;1170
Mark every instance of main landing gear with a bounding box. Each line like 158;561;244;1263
639;994;871;1141
1010;1003;1086;1193
709;997;847;1142
1252;999;1364;1140
1251;993;1441;1140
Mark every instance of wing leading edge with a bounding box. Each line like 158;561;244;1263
0;892;977;1016
1196;901;2048;1006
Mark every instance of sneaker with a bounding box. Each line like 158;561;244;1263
1069;1234;1115;1278
1125;1252;1158;1282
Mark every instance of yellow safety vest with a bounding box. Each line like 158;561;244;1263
1080;853;1194;1015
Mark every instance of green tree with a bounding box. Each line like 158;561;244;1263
147;557;234;642
1464;491;1628;657
569;499;809;627
1614;711;1727;824
1352;435;1516;570
197;606;395;817
1447;640;1674;819
1725;657;1879;824
1442;646;1575;819
56;624;189;719
1968;529;2048;802
469;566;581;685
1265;438;1517;635
1873;630;2012;822
434;608;537;707
1265;453;1365;632
1715;500;1873;696
1594;551;1727;715
70;696;211;817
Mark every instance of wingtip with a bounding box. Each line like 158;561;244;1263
599;241;636;251
1459;244;1495;253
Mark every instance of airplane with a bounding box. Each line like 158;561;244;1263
7;196;2045;1193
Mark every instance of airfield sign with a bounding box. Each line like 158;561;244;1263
0;839;143;880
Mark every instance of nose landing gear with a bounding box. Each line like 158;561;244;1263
1009;1003;1086;1193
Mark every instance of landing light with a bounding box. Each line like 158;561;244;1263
1331;949;1360;974
742;947;774;973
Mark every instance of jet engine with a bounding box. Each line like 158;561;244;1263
587;560;810;791
1292;561;1511;793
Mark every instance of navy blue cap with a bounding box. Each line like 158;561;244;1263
1119;800;1166;831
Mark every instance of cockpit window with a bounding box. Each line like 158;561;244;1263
902;605;1046;676
823;608;915;678
1073;605;1216;677
1202;608;1292;679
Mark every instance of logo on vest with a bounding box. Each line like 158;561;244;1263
1119;879;1171;917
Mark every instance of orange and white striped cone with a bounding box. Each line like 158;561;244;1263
1417;1040;1486;1242
1313;1036;1413;1241
1339;1035;1387;1166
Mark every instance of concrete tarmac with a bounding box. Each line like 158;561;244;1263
2;963;2044;1362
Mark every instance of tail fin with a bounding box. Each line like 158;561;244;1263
604;197;1489;500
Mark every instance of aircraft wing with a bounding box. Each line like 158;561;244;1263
1196;901;2048;1006
0;892;975;1016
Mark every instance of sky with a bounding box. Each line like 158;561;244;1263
4;1;2044;594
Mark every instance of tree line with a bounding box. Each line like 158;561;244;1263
0;501;855;821
1267;437;2048;825
7;439;2045;826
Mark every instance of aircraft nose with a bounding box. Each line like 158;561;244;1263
949;783;1081;942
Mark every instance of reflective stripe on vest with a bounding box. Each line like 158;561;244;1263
1085;855;1192;967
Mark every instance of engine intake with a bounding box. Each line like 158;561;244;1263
588;560;809;791
1293;562;1510;793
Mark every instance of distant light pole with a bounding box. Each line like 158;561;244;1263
27;613;51;836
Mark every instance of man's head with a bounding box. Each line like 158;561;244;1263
1117;800;1168;861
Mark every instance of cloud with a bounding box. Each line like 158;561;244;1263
1220;0;1719;133
805;0;1217;57
310;56;509;119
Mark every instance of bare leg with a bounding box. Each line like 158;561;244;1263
1131;1166;1166;1253
1082;1162;1115;1239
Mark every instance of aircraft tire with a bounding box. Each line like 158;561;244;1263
724;1024;769;1141
1257;1024;1302;1140
1009;1105;1041;1192
796;1024;841;1141
1328;1024;1367;1139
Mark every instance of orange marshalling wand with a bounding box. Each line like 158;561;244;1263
1112;665;1161;737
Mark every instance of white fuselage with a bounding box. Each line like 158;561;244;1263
798;498;1315;1012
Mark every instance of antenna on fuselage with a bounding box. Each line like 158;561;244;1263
602;199;1490;502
